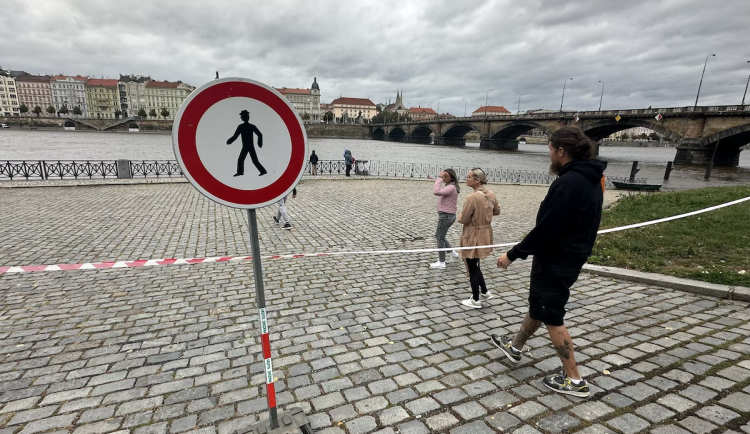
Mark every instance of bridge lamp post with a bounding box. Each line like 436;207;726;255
741;61;750;106
598;81;604;111
694;54;716;109
515;91;521;115
560;78;573;112
437;97;443;121
462;98;467;117
485;89;493;117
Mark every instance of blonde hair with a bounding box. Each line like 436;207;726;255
470;167;488;185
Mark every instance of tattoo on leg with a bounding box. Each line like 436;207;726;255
554;339;572;360
512;314;543;349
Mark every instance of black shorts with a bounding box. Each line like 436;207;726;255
528;256;583;327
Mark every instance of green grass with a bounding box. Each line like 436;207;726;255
589;186;750;287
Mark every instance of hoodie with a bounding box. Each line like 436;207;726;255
507;159;607;264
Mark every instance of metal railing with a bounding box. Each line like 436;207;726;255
1;159;645;186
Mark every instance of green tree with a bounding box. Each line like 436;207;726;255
138;108;147;118
33;106;42;117
46;105;56;115
73;106;82;116
114;109;122;119
149;109;158;118
59;105;69;115
301;113;311;121
19;104;28;114
620;133;629;140
122;110;128;118
639;133;649;140
323;111;334;122
371;111;400;124
648;132;660;142
160;108;169;119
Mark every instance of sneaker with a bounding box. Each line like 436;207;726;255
480;291;495;300
542;370;590;397
429;261;446;269
282;222;292;230
461;298;481;309
273;216;279;224
490;334;522;364
450;250;459;261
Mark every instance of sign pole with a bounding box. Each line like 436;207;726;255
247;208;278;429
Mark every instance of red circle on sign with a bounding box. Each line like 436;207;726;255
175;79;305;207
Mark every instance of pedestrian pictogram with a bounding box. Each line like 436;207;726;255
173;77;311;433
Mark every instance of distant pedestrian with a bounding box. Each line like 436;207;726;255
310;150;319;175
492;126;607;398
344;150;353;177
273;187;297;230
430;169;460;269
458;168;500;308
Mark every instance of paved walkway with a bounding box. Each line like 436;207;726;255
1;180;748;434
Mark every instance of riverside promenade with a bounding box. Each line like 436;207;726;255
1;178;749;434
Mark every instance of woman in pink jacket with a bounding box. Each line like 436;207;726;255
430;169;460;269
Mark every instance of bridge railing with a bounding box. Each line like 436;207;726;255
1;159;646;187
370;105;750;126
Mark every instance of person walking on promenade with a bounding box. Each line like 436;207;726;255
273;187;297;230
344;150;354;177
458;168;500;308
227;110;267;177
310;150;319;175
492;126;607;398
430;169;460;269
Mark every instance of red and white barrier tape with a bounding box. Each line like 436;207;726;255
1;195;748;275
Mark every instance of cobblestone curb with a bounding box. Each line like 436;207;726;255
583;264;750;302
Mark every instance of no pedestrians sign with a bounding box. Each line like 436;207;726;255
173;77;308;208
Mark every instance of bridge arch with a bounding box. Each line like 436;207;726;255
64;120;76;128
371;127;385;140
701;122;750;149
489;121;552;141
583;119;682;142
441;123;482;139
410;125;436;144
128;123;139;131
388;126;407;142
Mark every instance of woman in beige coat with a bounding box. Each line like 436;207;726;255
458;168;501;308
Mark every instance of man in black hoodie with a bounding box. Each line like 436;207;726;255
492;126;607;398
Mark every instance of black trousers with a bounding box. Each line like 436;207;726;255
466;258;487;301
345;164;352;176
237;146;266;175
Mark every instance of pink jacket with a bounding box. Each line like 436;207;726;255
433;178;458;214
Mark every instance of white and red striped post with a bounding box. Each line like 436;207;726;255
248;209;278;428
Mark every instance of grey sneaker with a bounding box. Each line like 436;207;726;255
491;334;522;364
542;370;590;397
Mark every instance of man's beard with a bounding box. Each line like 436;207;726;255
549;160;562;175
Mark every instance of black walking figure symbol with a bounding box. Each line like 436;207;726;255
227;110;267;177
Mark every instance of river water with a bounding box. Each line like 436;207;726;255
1;129;748;191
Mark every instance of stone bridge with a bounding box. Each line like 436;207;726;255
367;105;750;166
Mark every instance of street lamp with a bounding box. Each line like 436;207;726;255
560;78;573;112
742;60;750;106
515;91;521;115
437;97;443;120
598;81;604;111
694;54;716;109
462;98;467;117
485;89;493;116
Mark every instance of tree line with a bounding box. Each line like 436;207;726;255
18;104;172;120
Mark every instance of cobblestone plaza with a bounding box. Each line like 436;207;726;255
1;179;749;434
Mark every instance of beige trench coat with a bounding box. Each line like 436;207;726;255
458;186;501;259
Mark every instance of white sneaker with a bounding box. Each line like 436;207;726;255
480;291;495;300
450;250;459;261
429;261;446;269
461;298;482;309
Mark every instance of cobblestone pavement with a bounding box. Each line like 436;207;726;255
1;180;749;434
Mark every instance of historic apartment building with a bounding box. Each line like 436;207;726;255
330;97;376;123
408;107;437;120
471;105;512;117
274;77;321;122
85;79;119;119
0;68;20;117
15;75;53;115
119;74;151;116
144;80;193;120
50;75;88;116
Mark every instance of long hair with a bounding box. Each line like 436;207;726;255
444;168;460;193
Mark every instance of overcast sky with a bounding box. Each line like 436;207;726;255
3;0;749;115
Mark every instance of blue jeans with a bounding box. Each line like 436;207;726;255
435;211;456;262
